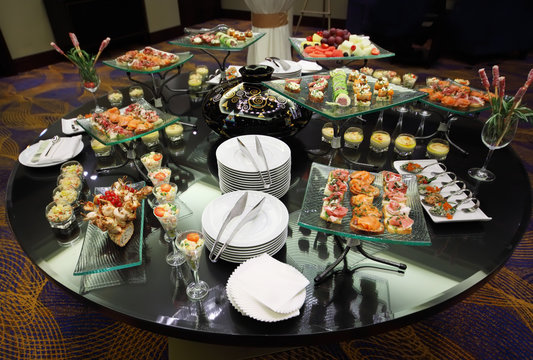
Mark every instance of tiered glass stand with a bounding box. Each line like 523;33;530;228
103;51;194;109
75;99;180;181
169;32;266;80
263;70;429;282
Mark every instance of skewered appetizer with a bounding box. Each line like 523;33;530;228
82;177;153;246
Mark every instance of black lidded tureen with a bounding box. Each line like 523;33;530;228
202;65;312;138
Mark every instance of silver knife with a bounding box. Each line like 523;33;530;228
210;196;266;262
209;192;248;262
237;138;270;189
254;136;272;188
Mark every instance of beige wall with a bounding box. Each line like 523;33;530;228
0;0;180;60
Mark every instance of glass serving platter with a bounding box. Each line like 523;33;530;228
289;37;395;61
73;181;146;276
76;99;179;146
262;69;428;120
169;32;266;52
103;50;193;74
298;162;432;246
417;79;491;115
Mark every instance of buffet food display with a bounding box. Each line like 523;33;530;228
418;78;490;114
170;25;265;52
103;47;193;74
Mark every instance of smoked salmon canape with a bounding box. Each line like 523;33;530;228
350;215;384;235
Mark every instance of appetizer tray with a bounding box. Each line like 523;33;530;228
394;160;492;223
298;162;431;246
169;32;265;52
289;37;395;61
262;69;428;120
103;50;193;74
73;182;146;276
417;79;491;115
76;99;179;146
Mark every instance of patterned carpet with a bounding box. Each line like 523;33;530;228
1;18;532;359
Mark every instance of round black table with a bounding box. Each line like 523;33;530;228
7;93;531;347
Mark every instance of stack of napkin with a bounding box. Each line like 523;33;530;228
226;253;309;322
31;135;83;165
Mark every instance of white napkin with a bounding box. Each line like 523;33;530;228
297;60;322;72
234;253;309;314
35;135;82;165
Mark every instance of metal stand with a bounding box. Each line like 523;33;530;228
96;141;149;182
314;235;407;284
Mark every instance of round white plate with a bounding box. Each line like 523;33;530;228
216;135;291;173
201;190;288;248
18;140;84;168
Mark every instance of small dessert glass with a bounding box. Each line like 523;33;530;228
140;131;160;147
140;152;163;172
52;185;80;207
45;201;79;239
175;230;209;300
148;167;172;187
153;203;181;242
129;86;144;102
153;182;178;204
426;138;450;160
321;122;335;144
57;173;83;192
343;126;364;148
394;133;416;156
90;139;113;157
369;130;391;153
165;123;184;142
107;90;123;107
195;65;209;82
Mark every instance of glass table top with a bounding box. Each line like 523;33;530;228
103;51;194;75
262;69;428;120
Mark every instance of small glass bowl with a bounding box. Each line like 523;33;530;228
394;133;416;156
140;152;163;172
52;185;80;206
321;122;335;143
57;173;83;192
426;138;450;160
45;201;77;232
107;90;123;107
60;160;84;178
129;86;144;102
370;130;391;153
195;65;209;81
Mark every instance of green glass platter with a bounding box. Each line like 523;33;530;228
289;37;395;61
169;32;266;52
103;51;193;75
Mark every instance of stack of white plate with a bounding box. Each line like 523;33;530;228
201;190;289;263
216;135;291;198
259;59;302;79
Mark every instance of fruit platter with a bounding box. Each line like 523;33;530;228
298;162;431;246
262;68;427;120
75;99;179;145
290;27;394;61
170;25;265;52
103;47;193;74
417;78;491;115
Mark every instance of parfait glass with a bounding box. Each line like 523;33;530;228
176;230;209;300
79;68;104;113
153;203;185;265
468;115;519;182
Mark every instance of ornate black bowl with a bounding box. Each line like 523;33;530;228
202;65;312;138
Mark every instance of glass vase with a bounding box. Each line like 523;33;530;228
468;115;519;182
79;68;104;113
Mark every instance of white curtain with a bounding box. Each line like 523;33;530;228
244;0;295;65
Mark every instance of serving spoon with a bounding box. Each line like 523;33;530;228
417;171;457;185
423;188;473;206
401;161;446;174
429;197;480;217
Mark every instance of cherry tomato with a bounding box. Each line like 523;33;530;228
306;36;312;41
371;48;380;55
160;183;172;192
153;153;162;161
186;232;200;242
154;172;166;181
154;207;165;217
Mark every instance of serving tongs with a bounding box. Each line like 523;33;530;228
209;194;266;263
265;56;290;71
255;136;273;188
237;138;271;189
184;24;228;35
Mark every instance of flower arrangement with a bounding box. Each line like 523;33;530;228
51;33;111;89
478;66;533;146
